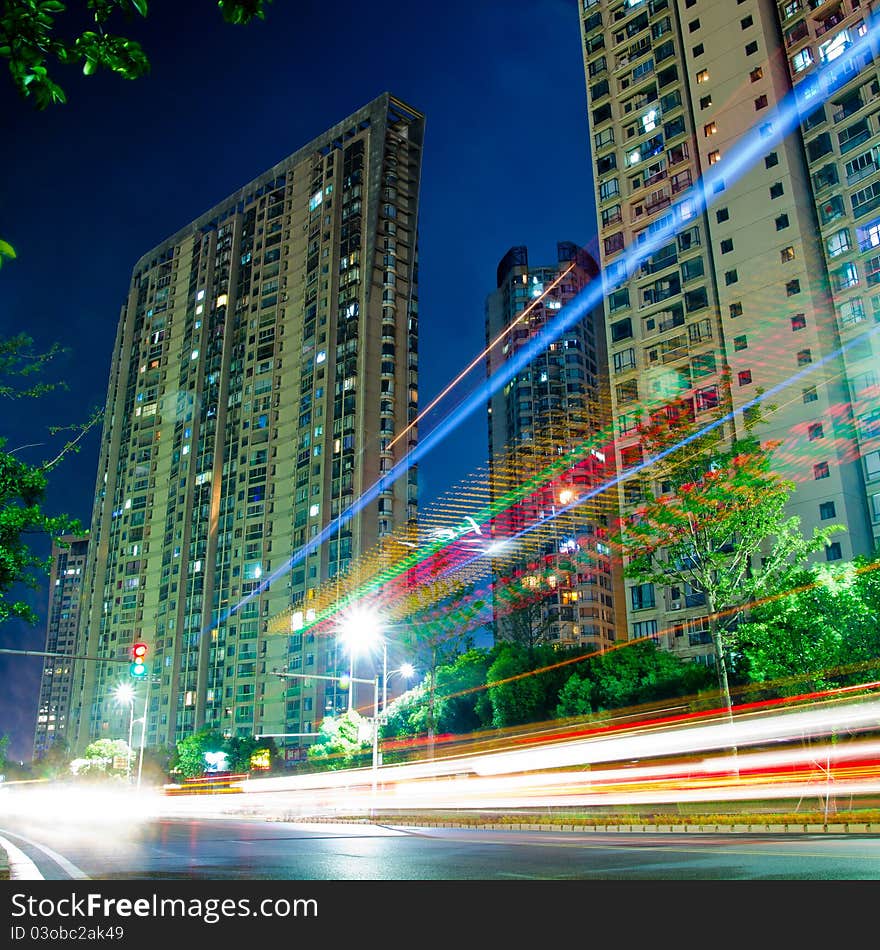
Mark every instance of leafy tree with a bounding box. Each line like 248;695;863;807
612;404;841;713
225;734;282;773
484;642;579;729
306;710;371;770
71;737;130;778
1;333;100;623
380;682;428;743
171;728;225;778
737;554;880;695
0;733;8;774
395;592;482;754
1;0;273;109
556;640;714;717
434;647;494;734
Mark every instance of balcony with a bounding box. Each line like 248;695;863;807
645;193;671;213
833;97;863;123
643;168;668;189
658;311;685;332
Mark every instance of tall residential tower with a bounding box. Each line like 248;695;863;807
579;0;875;663
32;535;88;761
486;243;623;652
68;94;423;764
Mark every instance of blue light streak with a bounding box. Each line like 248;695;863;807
213;21;880;633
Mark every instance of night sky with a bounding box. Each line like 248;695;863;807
0;0;597;762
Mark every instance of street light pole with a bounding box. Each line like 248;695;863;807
273;670;380;788
126;698;134;784
136;674;152;791
382;641;388;715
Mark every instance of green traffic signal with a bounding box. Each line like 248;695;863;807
130;642;148;678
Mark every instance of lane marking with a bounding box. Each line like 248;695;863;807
0;828;90;880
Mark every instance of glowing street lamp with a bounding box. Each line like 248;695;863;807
337;607;383;711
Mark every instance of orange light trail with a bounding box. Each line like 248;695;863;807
388;261;576;449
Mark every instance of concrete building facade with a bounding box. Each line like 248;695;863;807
578;0;876;663
68;94;423;763
486;243;624;653
32;535;89;761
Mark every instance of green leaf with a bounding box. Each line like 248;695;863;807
0;240;17;261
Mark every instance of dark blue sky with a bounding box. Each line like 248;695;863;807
0;0;597;761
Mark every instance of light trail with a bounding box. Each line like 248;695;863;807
388;261;577;449
210;23;880;642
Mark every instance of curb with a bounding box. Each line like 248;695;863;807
268;814;880;834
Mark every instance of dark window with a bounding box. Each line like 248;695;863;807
775;214;789;230
693;43;704;56
729;302;743;318
738;370;752;386
689;19;700;32
803;386;818;403
716;208;729;223
721;238;734;253
814;461;830;480
791;313;806;330
755;95;768;110
808;423;824;441
765;152;779;168
611;317;633;342
770;182;784;198
700;94;712;109
797;348;812;365
734;335;747;351
745;40;758;55
819;501;836;520
826;541;842;561
725;269;738;285
786;279;801;296
630;583;655;610
741;15;753;28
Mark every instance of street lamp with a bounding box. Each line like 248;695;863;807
113;682;135;783
382;660;416;718
337;607;383;711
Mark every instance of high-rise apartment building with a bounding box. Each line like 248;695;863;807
486;243;623;652
32;535;89;761
578;0;875;663
775;0;880;546
68;94;423;763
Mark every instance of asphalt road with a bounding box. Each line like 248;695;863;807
2;816;879;881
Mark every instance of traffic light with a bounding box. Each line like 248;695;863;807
130;642;148;678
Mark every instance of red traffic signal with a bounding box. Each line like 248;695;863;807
130;641;148;678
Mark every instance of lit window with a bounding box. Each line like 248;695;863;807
819;29;851;65
708;150;721;164
780;246;795;262
696;69;709;83
792;48;814;73
704;122;717;136
315;350;326;364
